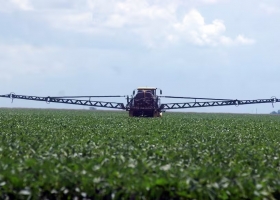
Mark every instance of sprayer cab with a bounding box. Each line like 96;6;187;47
127;87;162;117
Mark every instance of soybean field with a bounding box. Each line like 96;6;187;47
1;108;280;199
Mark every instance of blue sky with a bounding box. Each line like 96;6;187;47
0;0;280;113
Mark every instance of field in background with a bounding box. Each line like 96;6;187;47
1;108;280;199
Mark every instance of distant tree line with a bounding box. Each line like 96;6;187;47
270;110;280;114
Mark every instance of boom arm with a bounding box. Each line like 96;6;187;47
0;94;125;109
1;92;279;112
160;97;279;110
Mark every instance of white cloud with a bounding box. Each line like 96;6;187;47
100;2;254;47
0;0;33;11
173;9;255;46
259;3;280;15
46;11;95;33
0;0;254;47
11;0;33;10
174;10;225;45
235;35;255;45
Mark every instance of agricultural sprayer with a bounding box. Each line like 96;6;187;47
0;87;279;117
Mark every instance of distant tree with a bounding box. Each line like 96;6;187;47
271;111;277;114
89;107;97;110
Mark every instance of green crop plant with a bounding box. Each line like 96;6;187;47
1;108;280;199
